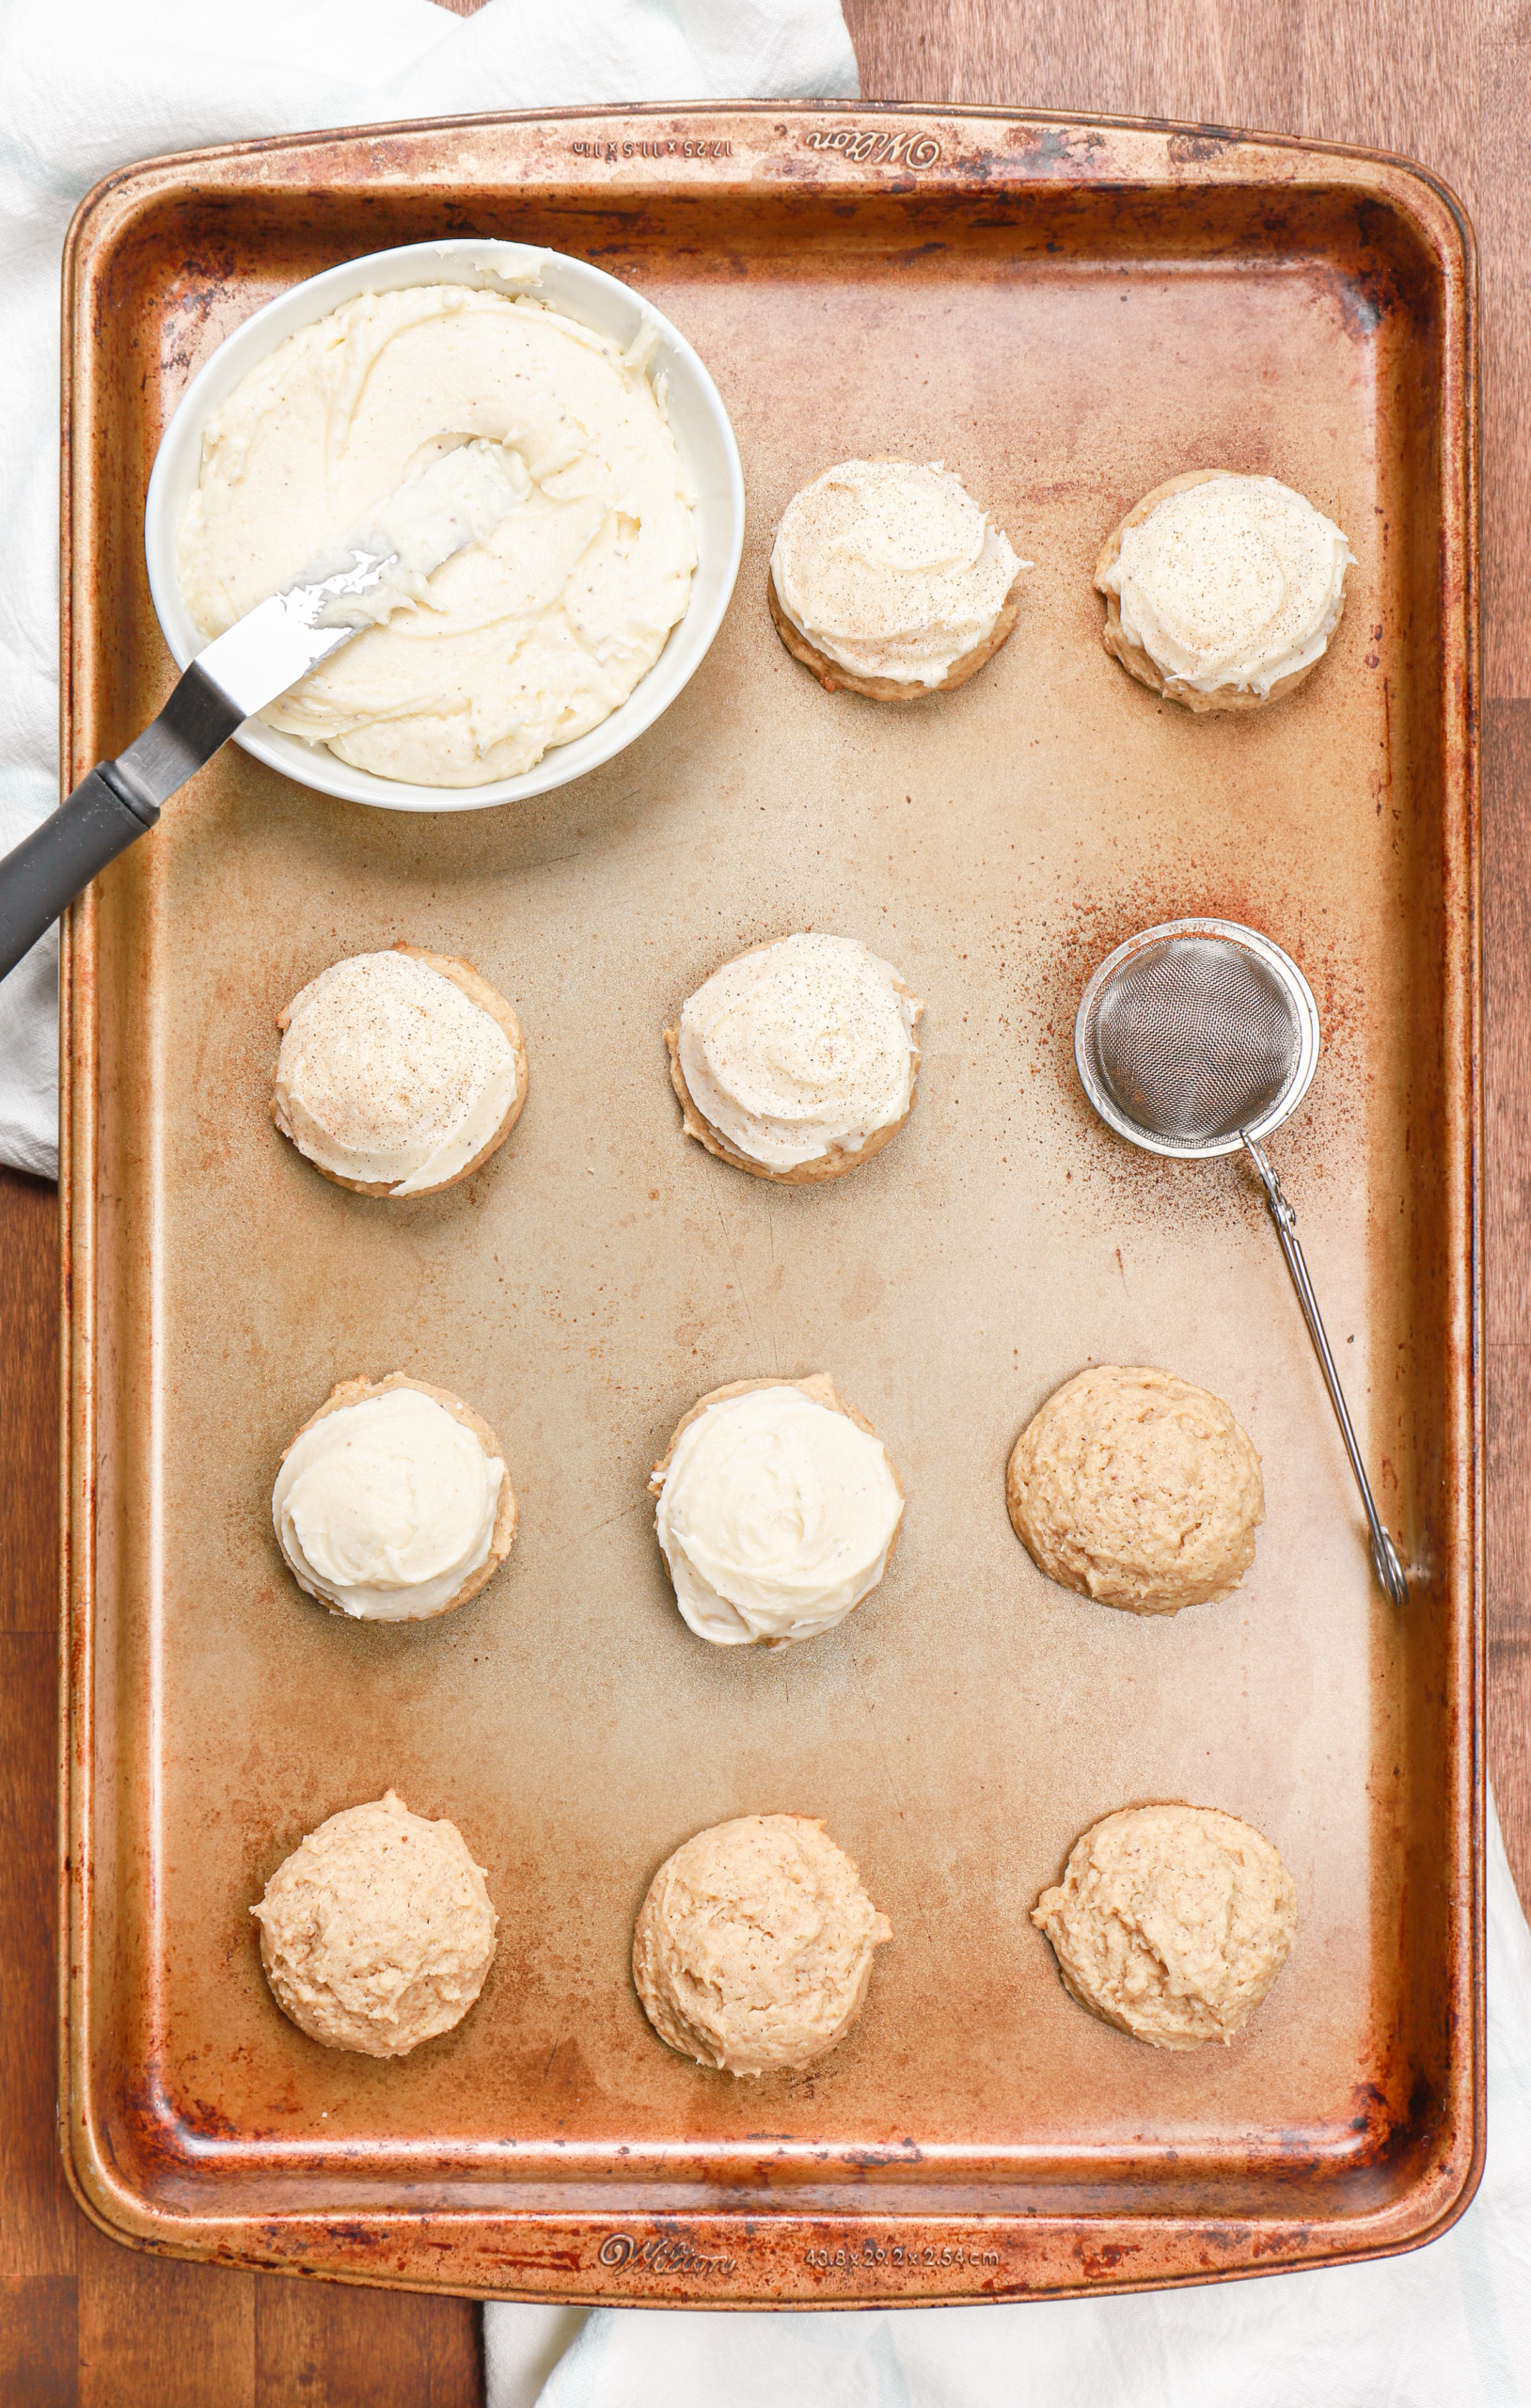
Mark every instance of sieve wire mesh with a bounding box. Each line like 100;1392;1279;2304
1083;935;1303;1147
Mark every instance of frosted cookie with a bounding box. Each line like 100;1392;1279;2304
633;1814;892;2075
1006;1365;1263;1614
768;458;1025;699
253;1790;497;2056
666;932;923;1184
1032;1804;1297;2050
651;1374;904;1646
1095;470;1354;711
273;1372;515;1623
273;943;527;1197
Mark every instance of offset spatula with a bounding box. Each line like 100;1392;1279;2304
0;440;521;985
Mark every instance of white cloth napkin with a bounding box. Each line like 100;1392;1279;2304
0;0;859;1178
486;1791;1531;2408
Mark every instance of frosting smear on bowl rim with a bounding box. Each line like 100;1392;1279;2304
176;283;698;787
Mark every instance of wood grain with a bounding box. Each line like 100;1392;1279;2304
0;2276;77;2407
255;2278;482;2405
0;1631;76;2281
2;0;1524;2392
0;1167;60;1637
77;2223;255;2408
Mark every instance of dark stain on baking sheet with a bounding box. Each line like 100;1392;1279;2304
1166;132;1239;165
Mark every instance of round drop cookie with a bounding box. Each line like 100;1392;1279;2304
768;458;1025;699
252;1790;497;2056
667;931;923;1183
1095;470;1354;711
272;1372;516;1622
651;1374;904;1645
273;943;528;1197
1006;1365;1263;1614
1032;1804;1297;2050
633;1814;892;2075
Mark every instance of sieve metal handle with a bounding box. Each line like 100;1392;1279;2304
1241;1134;1409;1609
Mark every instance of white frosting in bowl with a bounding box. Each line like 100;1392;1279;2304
273;1387;504;1622
274;950;518;1196
677;932;921;1174
307;438;529;630
1099;474;1353;699
655;1384;904;1646
175;283;698;787
771;458;1023;688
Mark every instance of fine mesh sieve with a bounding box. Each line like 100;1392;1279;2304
1075;923;1318;1158
1073;918;1407;1608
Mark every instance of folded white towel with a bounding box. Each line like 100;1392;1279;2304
0;0;859;1177
486;1789;1531;2406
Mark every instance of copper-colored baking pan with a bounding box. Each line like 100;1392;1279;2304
58;103;1480;2305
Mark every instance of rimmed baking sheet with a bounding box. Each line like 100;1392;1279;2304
60;103;1480;2302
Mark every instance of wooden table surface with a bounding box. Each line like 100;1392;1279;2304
3;4;1525;2398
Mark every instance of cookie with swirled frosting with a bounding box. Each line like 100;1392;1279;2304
633;1814;892;2076
650;1374;905;1647
665;932;923;1185
273;943;528;1198
272;1372;516;1623
1095;470;1354;712
768;458;1025;700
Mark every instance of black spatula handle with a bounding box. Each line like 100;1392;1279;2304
0;766;158;982
0;663;244;984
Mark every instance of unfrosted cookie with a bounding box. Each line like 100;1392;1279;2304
1006;1365;1262;1613
1095;470;1353;712
633;1814;892;2075
273;942;528;1197
768;458;1025;700
272;1372;516;1622
1032;1804;1297;2050
651;1374;904;1646
666;932;923;1184
252;1790;498;2057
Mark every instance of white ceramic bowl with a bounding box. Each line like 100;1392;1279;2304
144;240;745;814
